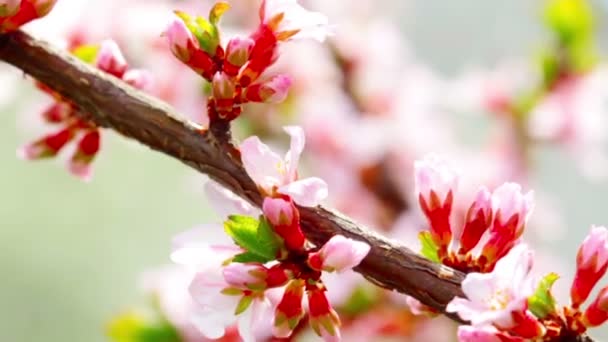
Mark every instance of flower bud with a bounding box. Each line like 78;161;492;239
18;127;75;160
584;286;608;327
274;279;305;338
68;129;100;182
225;36;254;75
307;283;341;339
164;17;198;62
96;40;128;78
263;197;305;251
571;226;608;307
122;69;153;90
243;75;292;103
414;155;458;252
308;235;370;273
459;187;493;254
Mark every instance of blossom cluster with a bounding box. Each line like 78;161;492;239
446;225;608;341
18;40;151;180
164;0;330;122
0;0;55;32
415;155;534;273
172;127;370;341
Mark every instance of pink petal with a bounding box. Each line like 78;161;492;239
240;136;283;192
283;125;305;182
319;235;370;272
278;177;328;207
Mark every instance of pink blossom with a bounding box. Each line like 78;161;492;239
457;325;524;342
459;187;493;254
164;17;198;60
226;36;255;69
240;125;328;206
571;225;608;307
263;197;296;226
96;40;128;77
491;183;534;229
122;69;153;90
414;155;459;204
260;0;331;42
308;235;370;273
244;75;293;103
446;244;542;336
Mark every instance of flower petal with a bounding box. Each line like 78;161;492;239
240;136;283;192
283;125;305;182
278;177;328;207
205;181;258;218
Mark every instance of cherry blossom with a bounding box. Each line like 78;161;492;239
240;126;328;206
447;244;544;338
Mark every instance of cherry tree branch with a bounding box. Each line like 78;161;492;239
0;31;595;341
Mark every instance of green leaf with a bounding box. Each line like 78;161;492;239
209;1;231;24
340;285;379;316
528;272;559;319
72;44;100;64
235;295;253;315
544;0;593;47
175;6;224;56
418;231;440;263
224;215;281;263
107;311;181;342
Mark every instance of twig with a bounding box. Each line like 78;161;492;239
0;31;596;340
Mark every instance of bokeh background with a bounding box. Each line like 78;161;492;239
1;0;608;341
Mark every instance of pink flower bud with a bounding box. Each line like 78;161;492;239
307;283;341;340
491;183;534;231
68;130;100;182
225;36;254;73
308;235;370;273
164;17;198;62
571;226;608;307
0;0;20;17
414;155;458;252
122;69;153;90
263;197;305;251
243;75;292;104
263;197;296;226
274;279;305;338
96;40;128;78
0;0;56;32
459;187;493;254
481;183;534;265
41;102;72;123
212;72;236;101
18;127;75;160
584;286;608;327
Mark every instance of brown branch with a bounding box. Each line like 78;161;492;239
0;30;595;341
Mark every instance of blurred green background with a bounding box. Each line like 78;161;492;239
1;0;608;341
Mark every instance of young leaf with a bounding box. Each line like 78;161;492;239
528;272;559;319
224;215;281;263
72;44;100;64
418;231;440;263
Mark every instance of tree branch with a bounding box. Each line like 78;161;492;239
0;30;593;341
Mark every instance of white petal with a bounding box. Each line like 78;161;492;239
283;126;305;182
240;136;283;191
461;272;495;304
191;307;236;339
278;177;328;207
